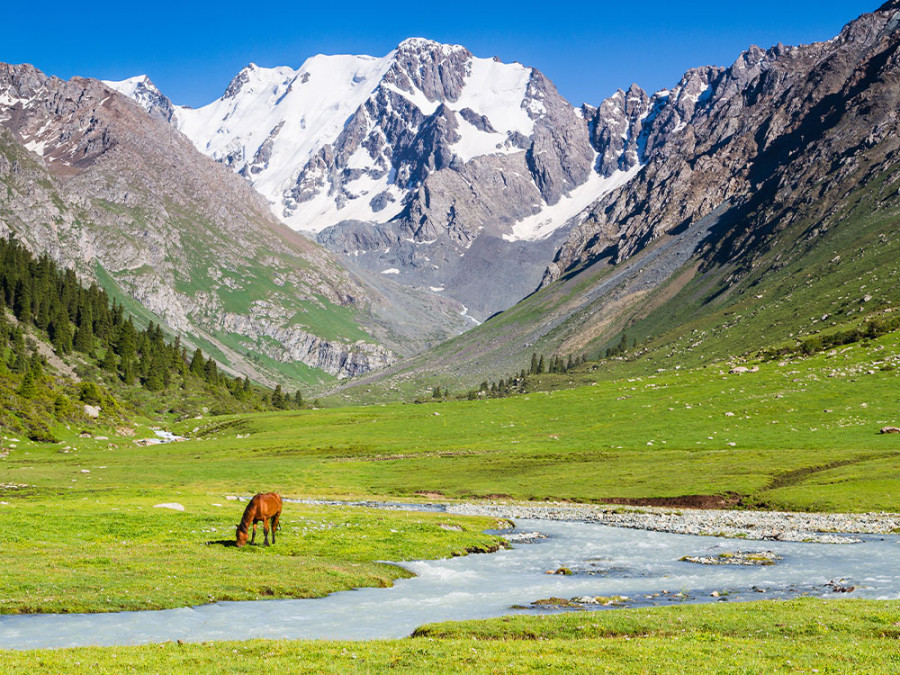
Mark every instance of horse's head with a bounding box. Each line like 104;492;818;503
235;523;248;548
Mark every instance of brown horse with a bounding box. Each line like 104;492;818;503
235;492;282;547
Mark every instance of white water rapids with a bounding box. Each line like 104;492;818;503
1;517;898;649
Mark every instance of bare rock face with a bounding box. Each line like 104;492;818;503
584;83;648;175
112;40;607;321
383;39;470;102
0;63;468;383
523;70;594;205
544;2;900;286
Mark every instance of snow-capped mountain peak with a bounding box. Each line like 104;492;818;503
103;74;174;122
113;39;637;319
161;41;562;237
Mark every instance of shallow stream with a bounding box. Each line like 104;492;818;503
2;517;898;650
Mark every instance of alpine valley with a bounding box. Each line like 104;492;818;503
3;2;900;671
2;0;900;397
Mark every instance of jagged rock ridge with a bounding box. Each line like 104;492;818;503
108;39;644;320
545;0;900;286
0;63;470;384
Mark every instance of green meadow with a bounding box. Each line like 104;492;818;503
166;327;900;512
2;599;898;673
1;326;898;669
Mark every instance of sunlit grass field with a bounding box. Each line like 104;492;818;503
1;328;897;667
3;599;898;673
165;328;900;511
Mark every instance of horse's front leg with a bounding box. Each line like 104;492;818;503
250;522;257;545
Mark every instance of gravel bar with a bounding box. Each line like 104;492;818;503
444;503;900;544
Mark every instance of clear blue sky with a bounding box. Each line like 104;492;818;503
5;1;880;108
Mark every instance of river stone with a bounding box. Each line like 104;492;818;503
680;550;782;566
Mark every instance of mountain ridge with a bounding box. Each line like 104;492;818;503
0;61;470;388
106;39;629;320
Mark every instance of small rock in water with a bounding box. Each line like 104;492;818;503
680;550;782;566
531;597;579;607
827;580;856;593
503;531;548;544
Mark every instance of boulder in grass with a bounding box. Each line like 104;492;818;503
880;426;900;434
154;503;185;511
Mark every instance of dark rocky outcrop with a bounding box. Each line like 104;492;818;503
544;2;900;285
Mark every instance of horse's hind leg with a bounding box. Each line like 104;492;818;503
263;518;271;547
271;511;281;545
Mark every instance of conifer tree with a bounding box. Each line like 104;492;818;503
272;384;285;409
74;304;94;354
189;348;205;377
122;358;136;385
204;357;218;384
49;309;73;355
145;362;165;391
18;368;38;398
101;341;117;371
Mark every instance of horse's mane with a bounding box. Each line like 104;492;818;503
238;499;257;531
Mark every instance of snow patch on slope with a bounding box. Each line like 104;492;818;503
504;164;642;242
449;57;534;162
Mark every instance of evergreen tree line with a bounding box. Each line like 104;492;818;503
0;236;303;406
604;333;637;359
460;351;588;400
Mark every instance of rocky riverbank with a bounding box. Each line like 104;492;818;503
444;503;900;544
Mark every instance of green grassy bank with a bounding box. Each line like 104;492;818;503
2;599;897;673
0;326;897;668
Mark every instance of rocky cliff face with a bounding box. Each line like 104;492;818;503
110;39;638;320
328;1;900;396
544;1;900;287
0;63;469;384
15;1;895;393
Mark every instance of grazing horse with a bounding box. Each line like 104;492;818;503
235;492;282;547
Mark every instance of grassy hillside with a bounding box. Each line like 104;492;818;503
0;237;304;442
154;327;900;512
1;305;897;668
331;153;900;404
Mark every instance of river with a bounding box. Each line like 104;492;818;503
1;515;898;650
